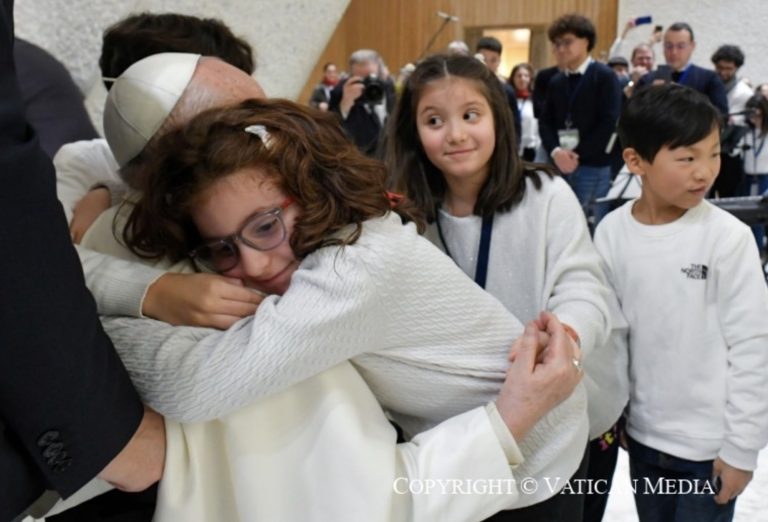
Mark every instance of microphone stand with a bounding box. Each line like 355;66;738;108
419;15;455;59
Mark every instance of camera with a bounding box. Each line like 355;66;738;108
356;74;384;103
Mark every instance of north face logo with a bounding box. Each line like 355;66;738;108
681;264;708;280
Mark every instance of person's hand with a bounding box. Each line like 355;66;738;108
622;18;637;38
340;76;365;115
631;66;648;83
98;407;165;492
552;148;580;175
70;187;111;244
508;329;550;363
712;458;753;505
143;272;263;329
495;312;582;441
318;101;329;112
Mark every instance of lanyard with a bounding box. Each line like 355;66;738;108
565;63;590;128
436;213;494;289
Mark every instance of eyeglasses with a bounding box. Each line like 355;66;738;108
553;37;576;49
664;42;690;51
189;198;293;273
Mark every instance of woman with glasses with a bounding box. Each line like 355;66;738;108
79;97;587;520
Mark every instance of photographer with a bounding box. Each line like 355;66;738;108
330;48;395;156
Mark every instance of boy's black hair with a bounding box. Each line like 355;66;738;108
711;44;744;68
476;36;502;55
547;14;596;52
100;12;255;90
618;84;722;163
666;22;695;42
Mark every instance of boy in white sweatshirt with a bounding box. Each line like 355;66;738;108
594;84;768;522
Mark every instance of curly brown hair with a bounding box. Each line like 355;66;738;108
123;98;424;264
547;13;596;52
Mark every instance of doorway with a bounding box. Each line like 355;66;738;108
466;26;550;78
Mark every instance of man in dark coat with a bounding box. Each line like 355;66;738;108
636;22;728;116
0;2;164;520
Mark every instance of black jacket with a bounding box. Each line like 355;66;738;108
539;61;622;167
636;63;728;116
329;77;396;156
0;2;143;519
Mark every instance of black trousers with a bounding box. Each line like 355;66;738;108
484;444;590;522
46;485;157;522
582;423;621;522
522;147;537;162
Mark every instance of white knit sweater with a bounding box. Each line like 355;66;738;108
102;212;588;507
428;175;626;438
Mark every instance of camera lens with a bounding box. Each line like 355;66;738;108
362;75;384;103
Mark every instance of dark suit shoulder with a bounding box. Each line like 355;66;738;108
0;5;143;518
590;61;616;77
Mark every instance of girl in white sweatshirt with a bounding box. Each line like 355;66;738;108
386;53;627;522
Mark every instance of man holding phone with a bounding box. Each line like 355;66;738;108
608;16;662;65
635;22;728;115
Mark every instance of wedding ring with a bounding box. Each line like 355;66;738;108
572;357;583;372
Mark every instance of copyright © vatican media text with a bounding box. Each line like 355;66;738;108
393;477;717;496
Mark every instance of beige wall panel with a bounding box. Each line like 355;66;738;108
299;0;618;103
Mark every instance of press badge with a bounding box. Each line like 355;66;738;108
558;128;580;151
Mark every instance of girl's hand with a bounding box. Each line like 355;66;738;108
712;458;753;505
496;312;582;441
70;187;111;244
143;272;264;329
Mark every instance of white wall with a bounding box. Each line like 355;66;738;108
14;0;349;132
617;0;767;88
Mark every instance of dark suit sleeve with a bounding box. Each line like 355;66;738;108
576;67;622;160
14;38;98;158
538;76;560;154
0;2;143;515
704;70;728;116
328;79;344;114
327;78;382;155
501;83;522;146
308;85;325;108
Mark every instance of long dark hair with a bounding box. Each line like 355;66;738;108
509;62;535;93
123;98;424;263
746;94;768;135
386;53;551;222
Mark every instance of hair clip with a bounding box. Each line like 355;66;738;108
244;124;273;149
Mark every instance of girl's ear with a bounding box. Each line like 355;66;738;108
623;147;646;177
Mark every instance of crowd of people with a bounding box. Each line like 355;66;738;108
314;15;768;248
2;5;767;522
